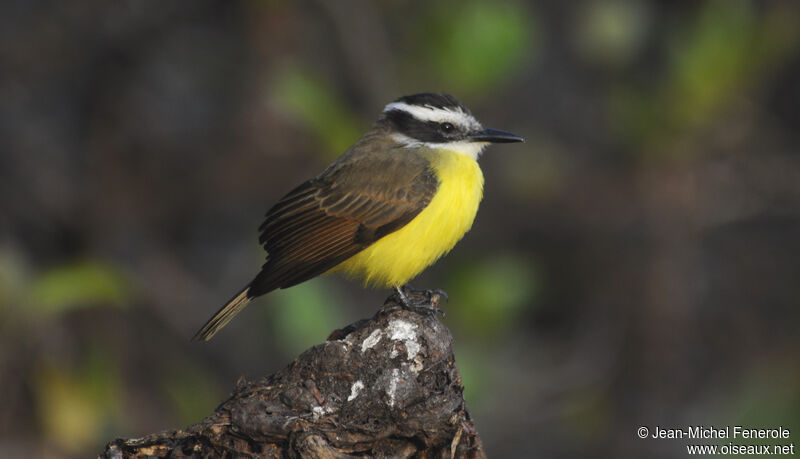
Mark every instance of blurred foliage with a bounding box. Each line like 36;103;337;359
667;1;797;129
161;362;223;426
28;261;129;316
446;253;538;339
272;67;363;160
574;0;648;66
566;390;611;445
270;279;344;356
2;1;799;457
451;343;489;406
36;350;123;454
724;361;800;441
416;0;536;95
609;1;800;154
0;247;28;314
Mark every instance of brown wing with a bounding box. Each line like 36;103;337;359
248;152;438;296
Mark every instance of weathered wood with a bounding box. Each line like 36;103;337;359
101;289;485;458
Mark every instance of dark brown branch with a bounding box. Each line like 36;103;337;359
101;290;485;458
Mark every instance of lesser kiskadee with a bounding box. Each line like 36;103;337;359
194;93;523;340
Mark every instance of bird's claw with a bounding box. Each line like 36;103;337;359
391;285;447;318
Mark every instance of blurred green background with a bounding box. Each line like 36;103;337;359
1;1;799;457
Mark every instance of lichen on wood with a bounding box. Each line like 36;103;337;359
101;289;485;458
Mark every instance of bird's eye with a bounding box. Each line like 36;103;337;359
440;122;455;133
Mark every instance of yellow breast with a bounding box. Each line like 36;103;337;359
331;149;484;287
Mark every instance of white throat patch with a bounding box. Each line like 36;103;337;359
391;133;488;160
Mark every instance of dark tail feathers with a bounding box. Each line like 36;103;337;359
192;285;253;341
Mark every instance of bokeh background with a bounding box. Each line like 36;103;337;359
2;1;799;457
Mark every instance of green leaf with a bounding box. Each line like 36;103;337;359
30;260;129;315
446;253;538;338
270;279;343;355
608;1;800;155
452;344;488;406
272;67;363;159
420;0;537;94
667;1;760;128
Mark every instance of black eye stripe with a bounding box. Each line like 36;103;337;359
383;109;463;143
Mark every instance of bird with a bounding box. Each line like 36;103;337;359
193;93;523;341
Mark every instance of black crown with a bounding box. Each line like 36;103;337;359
393;93;471;115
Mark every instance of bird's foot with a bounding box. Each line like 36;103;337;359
390;285;447;318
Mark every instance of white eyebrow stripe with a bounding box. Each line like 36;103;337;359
383;102;481;129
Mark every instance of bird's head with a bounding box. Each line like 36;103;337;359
379;93;524;159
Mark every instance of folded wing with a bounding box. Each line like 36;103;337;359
250;153;438;296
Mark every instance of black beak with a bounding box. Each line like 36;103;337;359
469;127;525;143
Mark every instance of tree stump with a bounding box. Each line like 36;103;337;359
101;289;486;458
